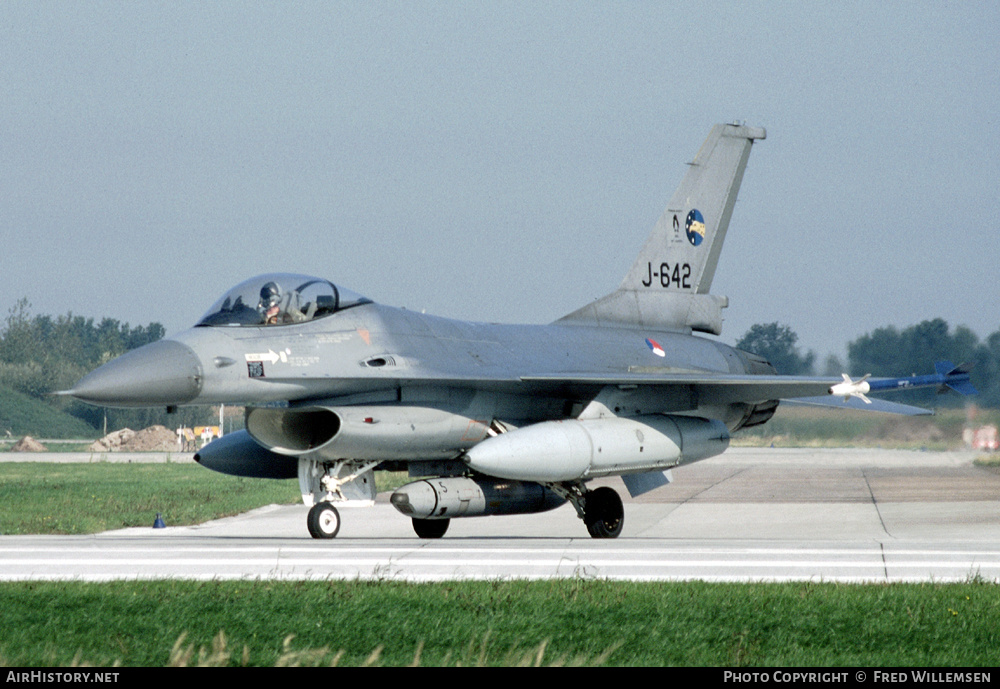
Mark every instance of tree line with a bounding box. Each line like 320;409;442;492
736;319;1000;407
2;298;999;437
0;298;214;433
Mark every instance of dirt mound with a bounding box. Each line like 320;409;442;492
120;425;180;452
89;428;135;452
11;436;47;452
89;426;180;452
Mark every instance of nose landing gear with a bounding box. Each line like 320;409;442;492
307;502;341;539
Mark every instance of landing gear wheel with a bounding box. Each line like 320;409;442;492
583;487;624;539
307;502;341;539
412;518;450;539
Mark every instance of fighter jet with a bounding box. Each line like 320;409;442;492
65;124;975;539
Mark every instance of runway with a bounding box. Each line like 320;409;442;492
3;448;1000;583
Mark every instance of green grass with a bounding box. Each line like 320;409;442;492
0;463;412;534
0;385;97;439
0;463;302;534
0;579;997;666
974;453;1000;472
0;441;95;452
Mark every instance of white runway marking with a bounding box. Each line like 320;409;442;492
3;541;999;582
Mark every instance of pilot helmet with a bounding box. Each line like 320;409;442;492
259;281;282;310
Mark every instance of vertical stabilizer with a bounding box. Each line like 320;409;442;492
623;123;765;294
559;123;764;335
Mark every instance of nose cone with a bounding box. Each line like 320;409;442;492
68;340;203;407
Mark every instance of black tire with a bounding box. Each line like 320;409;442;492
307;502;341;539
412;517;450;539
584;487;624;539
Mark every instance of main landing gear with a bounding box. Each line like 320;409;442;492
582;486;624;538
551;483;625;539
412;517;450;539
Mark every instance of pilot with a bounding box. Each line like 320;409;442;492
258;282;284;325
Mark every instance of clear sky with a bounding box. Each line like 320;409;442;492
2;1;998;366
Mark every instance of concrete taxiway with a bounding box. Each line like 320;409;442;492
2;448;999;582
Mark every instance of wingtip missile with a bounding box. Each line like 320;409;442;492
863;361;977;397
829;373;872;403
827;361;977;407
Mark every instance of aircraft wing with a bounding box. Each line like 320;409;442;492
257;370;836;401
522;371;837;399
257;369;939;415
519;372;935;415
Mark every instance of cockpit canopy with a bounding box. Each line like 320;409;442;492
197;274;372;327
